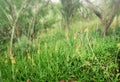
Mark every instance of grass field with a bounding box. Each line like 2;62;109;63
0;20;120;82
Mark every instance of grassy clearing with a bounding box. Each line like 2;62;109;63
0;21;120;82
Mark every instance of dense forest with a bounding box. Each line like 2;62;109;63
0;0;120;82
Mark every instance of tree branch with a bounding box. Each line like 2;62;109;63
84;0;102;19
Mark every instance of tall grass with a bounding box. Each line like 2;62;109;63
0;21;120;81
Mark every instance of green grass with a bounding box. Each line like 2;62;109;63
0;21;120;82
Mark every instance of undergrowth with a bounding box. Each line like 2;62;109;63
0;25;120;82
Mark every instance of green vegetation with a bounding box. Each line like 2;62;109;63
0;0;120;82
1;22;120;81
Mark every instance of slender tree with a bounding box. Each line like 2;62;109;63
60;0;80;29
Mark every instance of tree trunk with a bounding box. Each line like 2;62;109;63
100;14;115;36
65;23;69;30
64;19;70;30
101;20;111;36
